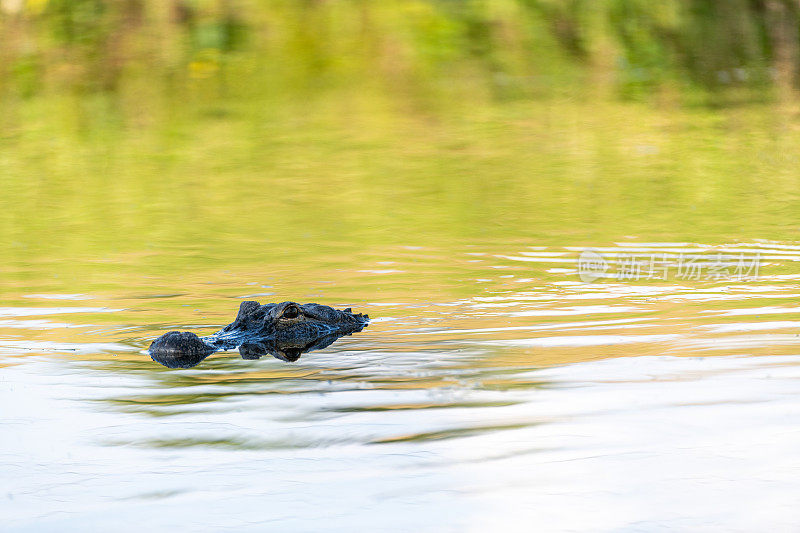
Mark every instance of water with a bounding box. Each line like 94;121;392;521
2;237;800;531
3;83;800;530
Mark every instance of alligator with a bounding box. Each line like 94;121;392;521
149;301;369;368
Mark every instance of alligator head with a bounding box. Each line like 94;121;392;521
149;301;369;368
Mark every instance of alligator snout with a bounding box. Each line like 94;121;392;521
149;331;215;356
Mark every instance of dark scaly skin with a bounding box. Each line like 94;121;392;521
149;301;369;367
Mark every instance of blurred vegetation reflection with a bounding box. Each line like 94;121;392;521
3;0;799;99
1;0;799;293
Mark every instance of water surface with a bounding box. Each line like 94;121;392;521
3;237;800;531
3;72;800;529
5;0;800;526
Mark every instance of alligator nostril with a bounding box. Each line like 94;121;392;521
282;305;299;319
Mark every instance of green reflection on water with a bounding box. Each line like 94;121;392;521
2;95;798;295
0;2;799;306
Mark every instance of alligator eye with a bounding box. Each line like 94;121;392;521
282;305;300;319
